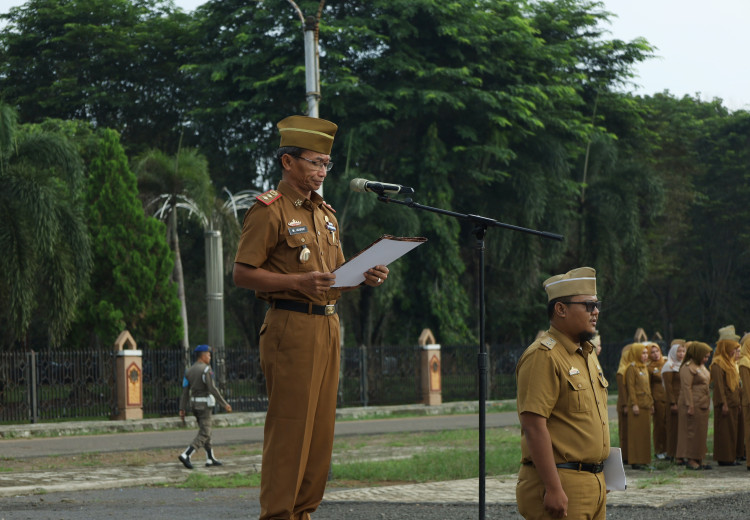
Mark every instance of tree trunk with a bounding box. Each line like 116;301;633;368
169;208;190;368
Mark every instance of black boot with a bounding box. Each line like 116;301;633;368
178;446;195;469
205;448;223;467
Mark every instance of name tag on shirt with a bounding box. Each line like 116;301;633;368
289;226;308;235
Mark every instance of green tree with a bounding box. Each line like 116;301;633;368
0;0;192;152
180;0;652;345
135;146;258;358
134;147;212;360
69;128;182;348
0;105;91;348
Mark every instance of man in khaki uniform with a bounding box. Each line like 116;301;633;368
515;267;610;519
233;115;390;520
178;344;232;469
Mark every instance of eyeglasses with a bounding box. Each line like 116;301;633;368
560;301;602;312
293;155;333;172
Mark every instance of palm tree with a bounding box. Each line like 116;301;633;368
161;187;258;384
0;104;91;348
135;147;258;367
134;147;212;364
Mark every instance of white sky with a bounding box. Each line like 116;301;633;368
1;0;748;111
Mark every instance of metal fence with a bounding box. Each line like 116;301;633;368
0;342;625;424
0;350;115;423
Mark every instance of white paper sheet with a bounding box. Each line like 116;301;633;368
603;447;627;491
331;235;427;287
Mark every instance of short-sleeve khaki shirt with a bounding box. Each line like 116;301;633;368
234;179;345;304
516;326;610;464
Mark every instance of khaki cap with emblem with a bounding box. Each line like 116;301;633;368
718;324;740;342
543;267;597;301
277;115;338;154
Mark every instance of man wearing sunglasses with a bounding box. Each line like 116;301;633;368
515;267;609;520
233;115;389;520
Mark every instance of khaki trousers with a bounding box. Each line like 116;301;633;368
516;464;606;520
191;407;213;450
258;308;340;520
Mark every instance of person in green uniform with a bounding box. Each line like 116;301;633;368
178;344;232;469
516;267;609;520
233;115;389;520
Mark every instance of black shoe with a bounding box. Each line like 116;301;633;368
631;464;645;470
718;461;738;466
206;458;223;467
702;464;713;470
178;454;193;470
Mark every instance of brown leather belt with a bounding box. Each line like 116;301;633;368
555;462;604;473
272;299;337;316
523;461;604;473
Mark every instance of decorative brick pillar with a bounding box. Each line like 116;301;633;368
113;330;143;420
418;328;442;406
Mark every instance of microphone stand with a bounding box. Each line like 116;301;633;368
373;191;562;520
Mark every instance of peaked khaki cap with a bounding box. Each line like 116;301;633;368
718;324;740;341
543;267;597;302
277;115;338;154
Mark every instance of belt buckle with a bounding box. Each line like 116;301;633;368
324;304;335;316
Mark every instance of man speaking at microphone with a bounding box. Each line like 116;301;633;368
233;115;389;520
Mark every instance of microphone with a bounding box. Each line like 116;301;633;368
349;178;415;195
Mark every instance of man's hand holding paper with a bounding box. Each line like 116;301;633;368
332;235;427;288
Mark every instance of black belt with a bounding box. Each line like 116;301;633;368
272;299;337;316
523;461;604;474
556;462;604;473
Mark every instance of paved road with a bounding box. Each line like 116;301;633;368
3;411;524;458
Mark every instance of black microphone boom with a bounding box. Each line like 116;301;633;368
349;177;415;195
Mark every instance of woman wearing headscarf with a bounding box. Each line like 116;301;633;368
626;343;654;469
739;333;750;471
616;343;633;464
647;342;668;459
711;326;742;466
661;339;686;463
676;341;713;470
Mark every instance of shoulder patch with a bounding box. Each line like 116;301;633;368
256;189;282;206
540;337;556;350
322;200;336;213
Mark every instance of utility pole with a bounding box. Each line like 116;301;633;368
287;1;325;117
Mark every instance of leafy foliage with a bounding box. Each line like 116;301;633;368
68;128;182;348
4;0;749;350
0;106;91;347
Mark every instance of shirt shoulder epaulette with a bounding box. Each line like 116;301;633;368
540;336;556;350
256;189;282;206
322;200;336;213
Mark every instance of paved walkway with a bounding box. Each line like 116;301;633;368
2;449;748;505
